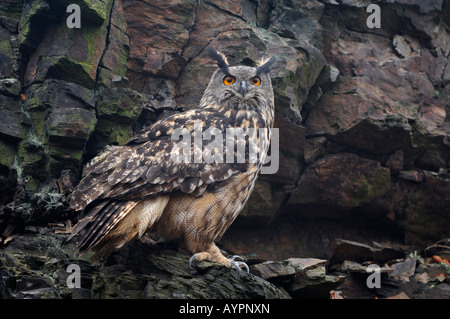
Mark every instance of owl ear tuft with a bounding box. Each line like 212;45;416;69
206;47;230;75
256;57;277;76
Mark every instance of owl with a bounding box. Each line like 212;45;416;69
68;48;276;274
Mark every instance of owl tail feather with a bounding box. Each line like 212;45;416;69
68;196;169;261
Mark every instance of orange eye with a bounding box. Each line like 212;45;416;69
223;75;235;85
250;76;261;86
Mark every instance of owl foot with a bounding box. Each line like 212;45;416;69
189;252;249;276
229;255;250;274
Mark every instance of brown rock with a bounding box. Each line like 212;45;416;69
398;170;424;182
419;99;447;134
270;39;326;126
269;0;324;42
305;78;417;156
404;174;450;245
393;34;421;58
384;149;404;175
178;1;247;61
261;112;304;184
123;0;194;82
274;109;305;160
386;292;410;299
95;0;130;88
328;239;375;266
206;0;257;23
328;238;405;267
288;262;344;299
250;257;342;299
251;258;327;281
240;180;287;224
305;6;448;182
290;153;391;208
251;260;297;280
303;136;327;164
339;260;394;274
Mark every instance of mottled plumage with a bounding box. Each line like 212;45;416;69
68;48;276;272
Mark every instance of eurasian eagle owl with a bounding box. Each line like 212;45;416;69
68;48;276;273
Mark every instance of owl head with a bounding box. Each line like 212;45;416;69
200;48;276;113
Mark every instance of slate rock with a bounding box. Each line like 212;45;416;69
389;258;417;282
47;107;96;148
23;1;112;89
0;108;29;141
0;226;288;299
328;239;406;267
95;0;130;88
399;170;424;182
85;86;147;157
51;0;111;26
289;264;343;299
251;258;327;280
0;78;21;96
18;0;50;53
269;0;324;42
123;0;194;82
250;257;343;299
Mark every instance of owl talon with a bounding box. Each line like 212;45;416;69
189;253;199;268
230;255;245;262
229;259;250;275
229;255;249;274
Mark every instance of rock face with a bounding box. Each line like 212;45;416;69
0;0;449;298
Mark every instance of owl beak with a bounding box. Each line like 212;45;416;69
240;81;247;96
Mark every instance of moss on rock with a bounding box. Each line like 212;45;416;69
53;0;111;25
0;139;16;168
18;0;49;53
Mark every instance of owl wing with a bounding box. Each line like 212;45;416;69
68;107;249;213
68;107;251;257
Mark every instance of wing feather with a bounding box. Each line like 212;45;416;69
76;201;123;251
71;200;139;256
85;201;138;252
68;200;109;240
68;107;249;212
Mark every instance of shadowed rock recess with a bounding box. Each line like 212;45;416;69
0;0;449;299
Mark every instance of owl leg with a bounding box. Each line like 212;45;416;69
188;242;249;275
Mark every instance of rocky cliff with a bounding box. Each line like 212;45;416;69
0;0;449;299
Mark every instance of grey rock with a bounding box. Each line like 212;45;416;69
389;258;417;282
